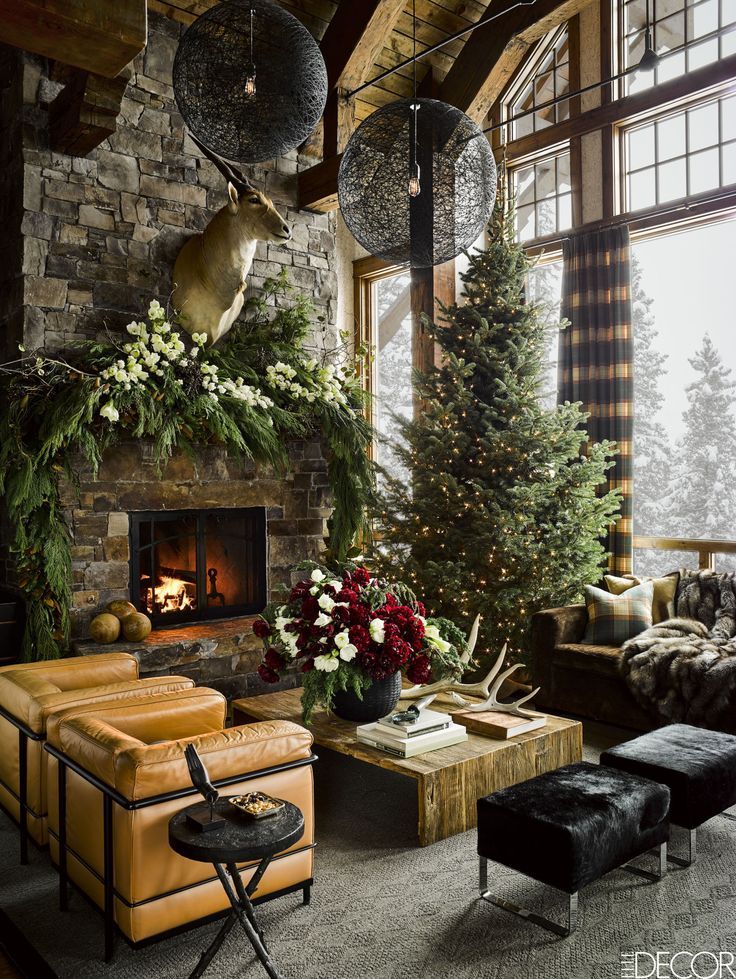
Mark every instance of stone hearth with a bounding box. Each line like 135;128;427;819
73;616;299;700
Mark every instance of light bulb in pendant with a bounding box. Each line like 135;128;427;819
245;66;257;97
408;163;421;197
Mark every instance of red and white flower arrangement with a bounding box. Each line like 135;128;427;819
253;564;468;722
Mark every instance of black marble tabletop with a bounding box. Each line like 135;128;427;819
169;797;304;865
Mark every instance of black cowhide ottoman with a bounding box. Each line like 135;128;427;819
477;761;670;936
601;723;736;866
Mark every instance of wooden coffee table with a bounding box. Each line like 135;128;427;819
233;689;582;847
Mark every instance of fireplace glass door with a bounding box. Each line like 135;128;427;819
129;508;267;625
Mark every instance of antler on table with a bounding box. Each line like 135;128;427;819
450;644;541;716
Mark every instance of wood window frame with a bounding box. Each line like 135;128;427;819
353;255;410;458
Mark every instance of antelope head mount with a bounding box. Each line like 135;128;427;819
172;134;292;345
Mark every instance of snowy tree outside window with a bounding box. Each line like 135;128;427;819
372;272;413;490
632;218;736;574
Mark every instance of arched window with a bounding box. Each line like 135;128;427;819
504;26;571;140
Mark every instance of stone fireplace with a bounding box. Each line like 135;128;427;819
67;438;329;698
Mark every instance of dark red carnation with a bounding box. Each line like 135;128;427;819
264;648;285;671
301;597;319;620
257;664;280;684
350;567;370;585
349;625;370;653
406;655;431;685
289;581;310;603
252;619;271;639
301;658;315;673
349;603;370;627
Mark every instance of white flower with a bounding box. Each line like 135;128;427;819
309;585;320;595
99;400;120;422
314;654;339;673
310;569;326;583
424;623;451;654
369;618;385;643
338;643;357;662
318;593;336;612
334;631;350;649
148;300;164;318
314;612;332;627
328;579;343;593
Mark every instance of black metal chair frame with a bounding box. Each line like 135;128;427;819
0;704;46;865
44;742;317;962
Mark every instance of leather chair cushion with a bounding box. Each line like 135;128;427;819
601;723;736;829
0;653;138;732
115;720;314;800
48;687;228;790
477;761;670;893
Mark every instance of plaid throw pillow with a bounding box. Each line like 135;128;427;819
582;581;654;646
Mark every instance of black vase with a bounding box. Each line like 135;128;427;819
331;671;403;723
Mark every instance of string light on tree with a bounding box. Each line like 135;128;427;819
371;202;621;664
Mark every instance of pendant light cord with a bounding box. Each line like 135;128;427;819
411;0;418;175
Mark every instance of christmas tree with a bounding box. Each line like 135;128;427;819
372;206;621;663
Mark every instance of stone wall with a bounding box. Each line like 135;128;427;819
6;11;339;357
0;47;24;359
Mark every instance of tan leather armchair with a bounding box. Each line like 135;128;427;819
45;686;315;958
0;652;195;859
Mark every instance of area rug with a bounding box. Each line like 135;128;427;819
1;724;735;978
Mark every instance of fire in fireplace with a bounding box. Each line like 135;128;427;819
129;509;267;625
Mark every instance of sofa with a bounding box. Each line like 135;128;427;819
44;685;316;956
0;651;195;853
532;569;736;732
531;603;654;730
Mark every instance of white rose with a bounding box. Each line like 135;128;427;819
314;654;339;673
310;569;326;583
369;618;385;643
314;612;332;627
318;593;336;612
338;643;357;662
99;401;119;423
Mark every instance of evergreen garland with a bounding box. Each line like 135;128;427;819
0;270;373;661
372;205;622;665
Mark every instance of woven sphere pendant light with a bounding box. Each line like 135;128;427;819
173;0;328;164
338;98;497;268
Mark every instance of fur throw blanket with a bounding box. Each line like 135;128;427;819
620;570;736;732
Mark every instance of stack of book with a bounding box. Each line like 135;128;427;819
356;708;467;758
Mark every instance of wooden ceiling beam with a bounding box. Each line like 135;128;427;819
0;0;146;78
439;0;591;122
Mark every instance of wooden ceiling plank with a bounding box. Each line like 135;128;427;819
0;0;146;78
319;0;407;92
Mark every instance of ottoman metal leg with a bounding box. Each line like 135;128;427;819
668;829;697;868
624;843;668;880
478;857;579;938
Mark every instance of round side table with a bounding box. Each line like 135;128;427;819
169;797;304;979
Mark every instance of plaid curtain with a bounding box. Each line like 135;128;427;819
559;226;634;575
